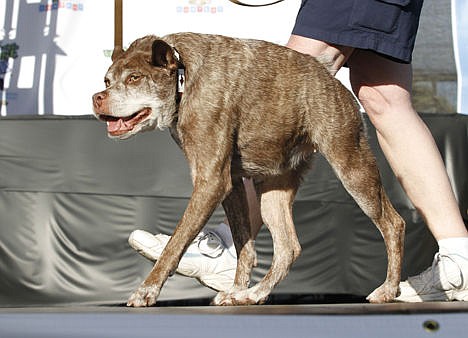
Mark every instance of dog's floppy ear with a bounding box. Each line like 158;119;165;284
152;40;178;71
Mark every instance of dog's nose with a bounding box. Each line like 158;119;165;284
92;91;107;110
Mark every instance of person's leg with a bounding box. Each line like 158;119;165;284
347;50;467;240
347;50;468;301
243;178;263;237
287;35;354;75
128;224;237;291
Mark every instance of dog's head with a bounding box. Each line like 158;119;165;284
92;36;181;139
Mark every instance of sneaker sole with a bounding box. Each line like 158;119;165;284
395;289;468;302
454;290;468;301
198;273;234;292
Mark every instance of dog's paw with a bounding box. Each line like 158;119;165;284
126;285;160;307
366;282;398;303
211;287;268;306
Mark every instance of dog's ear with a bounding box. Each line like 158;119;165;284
111;46;124;62
152;40;178;71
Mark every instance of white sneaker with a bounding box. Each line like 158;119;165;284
128;225;237;292
396;252;468;302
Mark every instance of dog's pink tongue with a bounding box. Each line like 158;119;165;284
107;119;124;133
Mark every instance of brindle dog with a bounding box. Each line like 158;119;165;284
92;33;405;307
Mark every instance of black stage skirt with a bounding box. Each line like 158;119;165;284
291;0;424;63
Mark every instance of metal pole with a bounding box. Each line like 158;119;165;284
112;0;123;60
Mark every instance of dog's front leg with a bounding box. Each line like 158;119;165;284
127;166;233;307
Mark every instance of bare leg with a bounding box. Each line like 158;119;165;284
286;35;353;75
339;49;468;301
284;35;468;302
286;35;467;240
347;50;468;240
242;178;263;237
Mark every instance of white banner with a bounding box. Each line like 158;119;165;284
0;0;301;116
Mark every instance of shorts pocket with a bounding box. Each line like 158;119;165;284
349;0;408;33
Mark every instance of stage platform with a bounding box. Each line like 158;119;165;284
1;301;467;338
1;114;467;308
1;115;467;337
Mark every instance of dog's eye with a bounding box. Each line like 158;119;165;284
127;74;142;84
104;78;110;88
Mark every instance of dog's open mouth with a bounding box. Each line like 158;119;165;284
98;108;152;136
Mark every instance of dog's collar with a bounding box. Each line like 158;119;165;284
173;48;185;95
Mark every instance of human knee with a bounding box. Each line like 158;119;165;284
356;85;386;117
355;83;414;126
349;51;414;122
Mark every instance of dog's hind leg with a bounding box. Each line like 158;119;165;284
212;173;301;305
221;177;257;291
318;120;405;303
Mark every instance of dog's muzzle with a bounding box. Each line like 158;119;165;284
93;91;153;137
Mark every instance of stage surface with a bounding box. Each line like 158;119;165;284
1;302;467;338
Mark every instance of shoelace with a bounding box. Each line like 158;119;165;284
197;231;225;258
429;253;465;291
